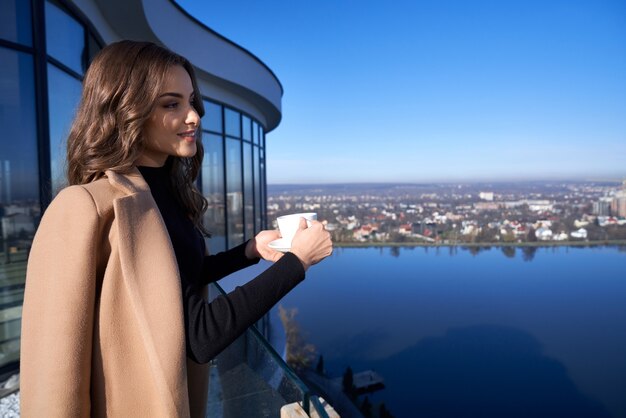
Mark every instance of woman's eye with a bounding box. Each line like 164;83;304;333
164;102;179;109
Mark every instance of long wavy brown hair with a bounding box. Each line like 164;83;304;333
67;40;209;235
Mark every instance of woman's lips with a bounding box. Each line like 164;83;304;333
178;130;196;142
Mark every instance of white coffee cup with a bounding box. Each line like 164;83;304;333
277;212;317;246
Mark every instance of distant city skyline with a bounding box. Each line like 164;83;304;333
177;0;626;184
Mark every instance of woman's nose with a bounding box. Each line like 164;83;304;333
187;106;200;127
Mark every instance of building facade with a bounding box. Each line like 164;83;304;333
0;0;281;381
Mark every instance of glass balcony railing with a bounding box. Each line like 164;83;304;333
208;282;331;418
0;265;333;417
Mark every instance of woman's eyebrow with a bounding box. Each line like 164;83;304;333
158;91;195;99
159;92;183;99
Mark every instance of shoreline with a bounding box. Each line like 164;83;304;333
332;240;626;248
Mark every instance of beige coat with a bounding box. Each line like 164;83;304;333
21;168;209;417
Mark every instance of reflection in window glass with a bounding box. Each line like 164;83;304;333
226;138;243;247
253;145;261;233
0;0;32;46
0;47;40;369
202;133;226;254
224;108;240;138
252;121;259;145
48;64;82;195
203;100;222;133
243;141;254;239
242;115;251;141
45;0;85;74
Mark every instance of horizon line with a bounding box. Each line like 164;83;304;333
268;177;626;186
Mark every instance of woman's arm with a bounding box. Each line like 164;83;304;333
187;252;305;363
20;186;100;417
202;241;260;284
202;230;284;284
188;218;332;363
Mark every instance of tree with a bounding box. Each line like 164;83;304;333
379;403;394;418
501;246;516;258
278;306;316;371
342;367;355;399
521;246;538;262
360;396;372;418
316;355;325;375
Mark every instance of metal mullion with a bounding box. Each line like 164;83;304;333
0;39;34;54
262;130;267;229
47;56;82;80
81;10;88;74
250;140;255;234
32;0;52;212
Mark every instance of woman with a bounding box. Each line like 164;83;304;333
20;40;332;417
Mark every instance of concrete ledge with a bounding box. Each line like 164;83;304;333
281;397;340;418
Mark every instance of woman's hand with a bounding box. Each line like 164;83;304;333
245;230;284;262
289;218;333;271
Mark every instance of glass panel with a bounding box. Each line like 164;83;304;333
45;0;85;74
243;141;253;239
226;138;243;247
203;100;222;133
242;115;251;141
207;282;330;418
253;145;261;233
224;108;240;138
202;133;226;254
48;64;82;195
252;121;259;145
0;47;40;369
0;0;32;46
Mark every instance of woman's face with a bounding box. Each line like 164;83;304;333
136;65;200;167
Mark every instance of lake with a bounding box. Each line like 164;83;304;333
221;246;626;418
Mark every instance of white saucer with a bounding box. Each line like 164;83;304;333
268;238;291;252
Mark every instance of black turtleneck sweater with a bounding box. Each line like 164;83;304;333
138;165;305;363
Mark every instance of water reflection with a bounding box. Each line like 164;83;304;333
331;325;610;418
521;246;538;261
271;246;626;418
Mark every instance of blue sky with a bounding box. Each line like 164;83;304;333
177;0;626;184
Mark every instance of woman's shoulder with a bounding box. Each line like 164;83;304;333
53;177;122;219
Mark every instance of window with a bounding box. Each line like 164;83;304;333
45;0;86;74
243;140;254;239
253;145;261;233
202;100;267;246
226;138;243;246
0;0;32;46
204;100;223;134
0;47;40;369
202;133;226;254
242;115;251;141
224;108;240;138
252;121;259;145
47;64;82;195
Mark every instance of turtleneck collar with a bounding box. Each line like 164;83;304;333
137;158;173;185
